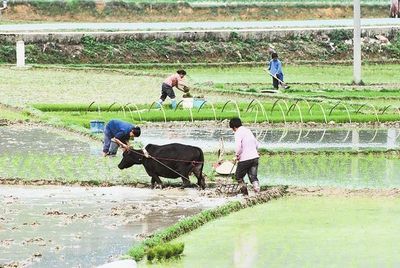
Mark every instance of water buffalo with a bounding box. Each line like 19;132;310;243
118;143;206;189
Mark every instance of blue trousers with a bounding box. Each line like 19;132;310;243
272;73;284;89
103;128;119;154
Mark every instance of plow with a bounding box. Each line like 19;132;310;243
216;183;288;199
212;138;243;195
216;183;247;195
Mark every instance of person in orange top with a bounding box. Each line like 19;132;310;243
157;69;188;109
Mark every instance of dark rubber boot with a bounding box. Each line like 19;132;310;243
239;183;248;196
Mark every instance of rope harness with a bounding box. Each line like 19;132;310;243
140;148;204;165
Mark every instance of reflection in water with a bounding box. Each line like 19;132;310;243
168;197;400;267
264;154;400;188
233;230;258;268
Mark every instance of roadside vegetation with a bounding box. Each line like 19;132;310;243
1;31;400;64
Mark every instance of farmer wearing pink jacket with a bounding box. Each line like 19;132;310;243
157;69;188;109
229;118;260;195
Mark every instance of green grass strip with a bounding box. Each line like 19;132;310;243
126;186;287;261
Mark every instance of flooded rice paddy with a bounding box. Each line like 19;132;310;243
154;196;400;267
1;124;400;266
2;125;399;154
1;125;400;188
141;126;400;151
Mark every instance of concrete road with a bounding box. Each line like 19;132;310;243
0;18;399;32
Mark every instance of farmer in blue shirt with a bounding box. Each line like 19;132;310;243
102;119;141;156
268;52;289;90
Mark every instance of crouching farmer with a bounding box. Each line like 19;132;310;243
229;118;260;195
157;69;188;109
102;119;141;157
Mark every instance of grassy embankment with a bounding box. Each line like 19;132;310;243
0;104;31;123
1;30;400;65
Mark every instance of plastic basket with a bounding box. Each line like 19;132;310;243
89;120;105;133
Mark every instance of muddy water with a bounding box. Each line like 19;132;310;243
2;125;399;155
0;185;229;267
151;196;400;267
0;125;130;182
0;126;400;155
0;125;99;155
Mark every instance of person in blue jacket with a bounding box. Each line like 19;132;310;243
102;119;141;156
268;52;289;90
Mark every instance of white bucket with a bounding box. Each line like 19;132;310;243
182;97;193;109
